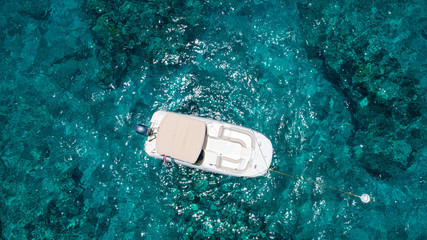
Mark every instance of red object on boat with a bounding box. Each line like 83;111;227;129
163;155;167;167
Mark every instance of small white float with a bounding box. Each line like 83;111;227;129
135;111;273;177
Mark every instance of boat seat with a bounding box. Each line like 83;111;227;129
218;126;255;149
216;156;251;173
203;137;252;172
203;125;254;172
204;137;243;160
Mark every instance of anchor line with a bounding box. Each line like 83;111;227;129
268;168;384;204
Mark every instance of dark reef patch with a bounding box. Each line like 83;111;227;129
296;0;426;179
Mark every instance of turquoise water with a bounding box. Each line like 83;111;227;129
1;0;426;239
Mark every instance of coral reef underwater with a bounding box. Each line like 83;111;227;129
0;0;425;239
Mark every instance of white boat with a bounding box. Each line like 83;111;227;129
134;111;273;177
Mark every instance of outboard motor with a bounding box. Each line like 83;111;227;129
134;124;152;136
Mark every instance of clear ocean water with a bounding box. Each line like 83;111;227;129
1;0;426;239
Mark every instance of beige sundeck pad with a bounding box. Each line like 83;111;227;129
156;113;206;164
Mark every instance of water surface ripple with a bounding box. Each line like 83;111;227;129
0;0;426;239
